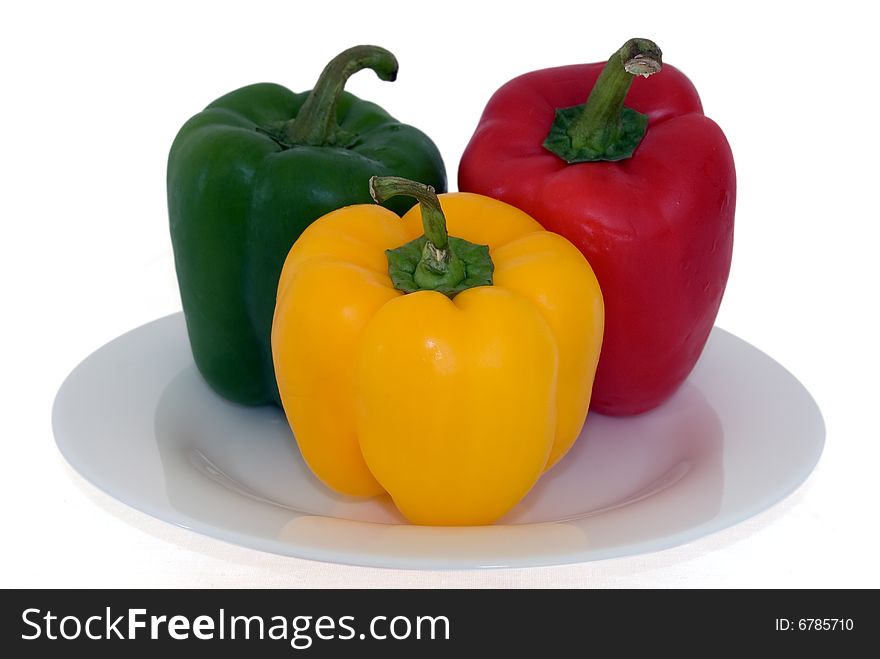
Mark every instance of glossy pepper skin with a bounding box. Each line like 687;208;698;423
168;46;446;406
271;179;604;525
459;39;735;415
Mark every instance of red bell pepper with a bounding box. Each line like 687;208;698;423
459;38;735;415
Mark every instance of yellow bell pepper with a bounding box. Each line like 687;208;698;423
271;176;604;525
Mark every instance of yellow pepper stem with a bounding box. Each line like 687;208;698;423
370;176;493;297
370;176;451;252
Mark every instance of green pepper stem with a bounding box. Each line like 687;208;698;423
566;38;662;153
285;46;398;146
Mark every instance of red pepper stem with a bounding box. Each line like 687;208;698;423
566;38;662;154
285;46;398;146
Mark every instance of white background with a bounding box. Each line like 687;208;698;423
2;0;878;588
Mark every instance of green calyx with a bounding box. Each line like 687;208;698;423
370;176;493;297
261;45;398;149
543;38;662;163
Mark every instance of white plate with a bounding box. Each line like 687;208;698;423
53;313;824;569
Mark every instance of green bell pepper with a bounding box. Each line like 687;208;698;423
168;45;447;406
